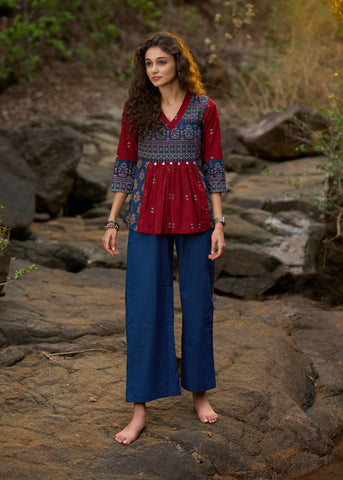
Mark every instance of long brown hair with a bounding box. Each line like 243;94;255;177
124;32;206;138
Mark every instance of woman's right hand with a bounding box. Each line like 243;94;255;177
103;228;119;256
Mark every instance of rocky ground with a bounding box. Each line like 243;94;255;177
1;247;343;479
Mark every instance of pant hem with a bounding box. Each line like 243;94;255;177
126;389;182;404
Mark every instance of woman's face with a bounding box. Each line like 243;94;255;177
145;46;178;88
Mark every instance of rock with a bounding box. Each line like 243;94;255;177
222;128;250;157
66;163;111;215
224;215;274;245
218;178;326;296
11;238;89;273
0;260;342;479
1;126;84;216
215;274;280;297
228;156;329;211
0;345;26;366
82;206;111;219
220;243;282;277
0;135;36;232
220;162;327;295
34;212;51;222
240;208;272;227
225;153;268;173
309;250;343;306
64;112;121;137
62;112;121;161
238;106;329;160
215;243;284;297
23;215;129;271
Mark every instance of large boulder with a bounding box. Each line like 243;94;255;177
0;135;36;232
2;126;83;216
238;105;329;160
20;127;84;215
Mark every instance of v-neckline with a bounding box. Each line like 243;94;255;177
161;91;192;130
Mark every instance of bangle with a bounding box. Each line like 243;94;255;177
105;220;120;231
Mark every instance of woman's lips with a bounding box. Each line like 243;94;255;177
152;76;161;81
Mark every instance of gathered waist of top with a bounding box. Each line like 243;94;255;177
136;159;211;234
147;160;199;166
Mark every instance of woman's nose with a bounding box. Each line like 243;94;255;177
152;63;158;73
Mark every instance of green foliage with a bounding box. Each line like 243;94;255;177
0;2;73;82
312;111;343;213
296;109;343;206
179;5;200;30
13;264;37;281
125;0;162;29
0;0;162;84
269;109;343;228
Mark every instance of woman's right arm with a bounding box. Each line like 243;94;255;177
103;107;138;256
102;191;128;256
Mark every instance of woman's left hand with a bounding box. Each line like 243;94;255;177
208;224;226;260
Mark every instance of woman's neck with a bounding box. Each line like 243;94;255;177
159;83;187;106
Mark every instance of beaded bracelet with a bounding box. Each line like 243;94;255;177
105;220;120;231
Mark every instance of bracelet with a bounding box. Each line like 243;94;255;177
105;220;120;231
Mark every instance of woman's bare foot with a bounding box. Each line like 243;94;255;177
115;402;146;445
192;392;218;424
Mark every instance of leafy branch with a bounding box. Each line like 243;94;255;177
0;204;37;286
0;264;37;286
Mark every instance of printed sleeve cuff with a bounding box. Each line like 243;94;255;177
202;159;227;193
112;158;137;193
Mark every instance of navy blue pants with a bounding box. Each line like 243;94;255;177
125;229;216;403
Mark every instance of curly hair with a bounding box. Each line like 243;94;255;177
124;32;206;138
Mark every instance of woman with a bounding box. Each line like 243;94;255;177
103;32;226;445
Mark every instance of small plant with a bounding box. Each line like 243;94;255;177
0;204;37;287
295;73;343;221
313;109;343;245
0;205;11;256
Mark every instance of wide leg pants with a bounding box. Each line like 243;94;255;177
125;229;216;403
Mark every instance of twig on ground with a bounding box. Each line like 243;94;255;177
42;348;113;361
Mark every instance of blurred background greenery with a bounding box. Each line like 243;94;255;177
0;0;342;119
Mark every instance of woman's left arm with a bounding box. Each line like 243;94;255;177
208;192;226;260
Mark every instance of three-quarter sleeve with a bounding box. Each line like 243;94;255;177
112;112;138;193
201;98;226;193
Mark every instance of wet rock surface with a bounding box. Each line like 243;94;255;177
0;256;343;480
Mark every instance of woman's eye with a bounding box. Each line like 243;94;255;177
159;61;166;65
